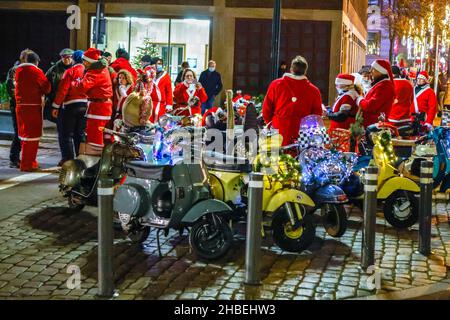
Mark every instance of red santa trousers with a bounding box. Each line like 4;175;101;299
85;101;113;149
16;104;42;171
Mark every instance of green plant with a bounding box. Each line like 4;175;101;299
0;81;9;104
132;38;160;70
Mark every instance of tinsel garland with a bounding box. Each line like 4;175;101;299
254;153;302;187
373;130;397;164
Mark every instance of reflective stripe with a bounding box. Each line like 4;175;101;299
365;173;378;180
17;103;41;106
19;136;41;141
52;102;60;109
64;99;88;105
364;185;377;192
98;187;115;195
420;178;433;184
249;181;263;188
87;142;104;148
388;118;410;123
86;114;111;120
421;167;434;174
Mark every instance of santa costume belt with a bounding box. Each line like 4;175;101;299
88;98;112;103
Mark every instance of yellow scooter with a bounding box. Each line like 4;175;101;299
205;131;316;253
352;130;420;229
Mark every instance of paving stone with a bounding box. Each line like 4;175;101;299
0;274;17;281
296;288;314;297
14;288;38;296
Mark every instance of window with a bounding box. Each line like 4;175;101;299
90;16;210;82
367;31;381;56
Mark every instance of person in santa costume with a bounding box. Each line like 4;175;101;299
410;71;437;126
110;48;137;82
262;55;323;146
326;74;359;132
14;51;51;172
388;65;414;125
173;69;207;117
72;48;113;151
147;57;174;123
52;50;88;164
355;59;395;128
112;69;134;120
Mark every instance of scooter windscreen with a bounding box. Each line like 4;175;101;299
298;115;330;149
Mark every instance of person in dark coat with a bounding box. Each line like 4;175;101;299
175;61;189;87
44;48;74;122
6;49;32;168
199;60;223;113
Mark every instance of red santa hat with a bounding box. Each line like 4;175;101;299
417;71;430;82
82;48;102;63
371;59;394;82
335;74;355;86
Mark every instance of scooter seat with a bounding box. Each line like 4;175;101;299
204;151;252;173
125;161;172;181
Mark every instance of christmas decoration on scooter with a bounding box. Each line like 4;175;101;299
372;130;397;164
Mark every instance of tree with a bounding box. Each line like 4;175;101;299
132;37;161;70
382;0;450;74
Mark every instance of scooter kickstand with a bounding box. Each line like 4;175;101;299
156;229;162;258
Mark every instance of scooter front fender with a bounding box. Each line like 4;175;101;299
181;199;233;223
378;177;420;199
313;184;348;204
265;189;315;213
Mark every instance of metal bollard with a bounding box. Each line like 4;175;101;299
244;172;264;285
419;160;434;256
361;165;378;270
97;178;115;297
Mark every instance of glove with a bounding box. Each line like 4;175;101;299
165;105;173;113
51;102;60;119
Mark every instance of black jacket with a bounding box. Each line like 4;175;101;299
199;70;223;98
6;61;19;103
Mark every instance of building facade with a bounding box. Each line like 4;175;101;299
365;0;409;67
0;0;367;105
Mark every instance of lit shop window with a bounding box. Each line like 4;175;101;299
367;32;381;55
90;17;210;82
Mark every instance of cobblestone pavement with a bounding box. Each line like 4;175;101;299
0;196;448;300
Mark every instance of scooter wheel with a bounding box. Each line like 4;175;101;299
321;204;348;237
67;194;85;212
189;214;233;261
272;210;315;253
383;190;419;229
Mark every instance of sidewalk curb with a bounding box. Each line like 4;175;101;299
348;278;450;300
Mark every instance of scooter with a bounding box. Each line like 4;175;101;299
285;115;351;237
58;128;148;212
205;130;316;253
399;126;450;191
113;126;236;260
348;130;421;229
